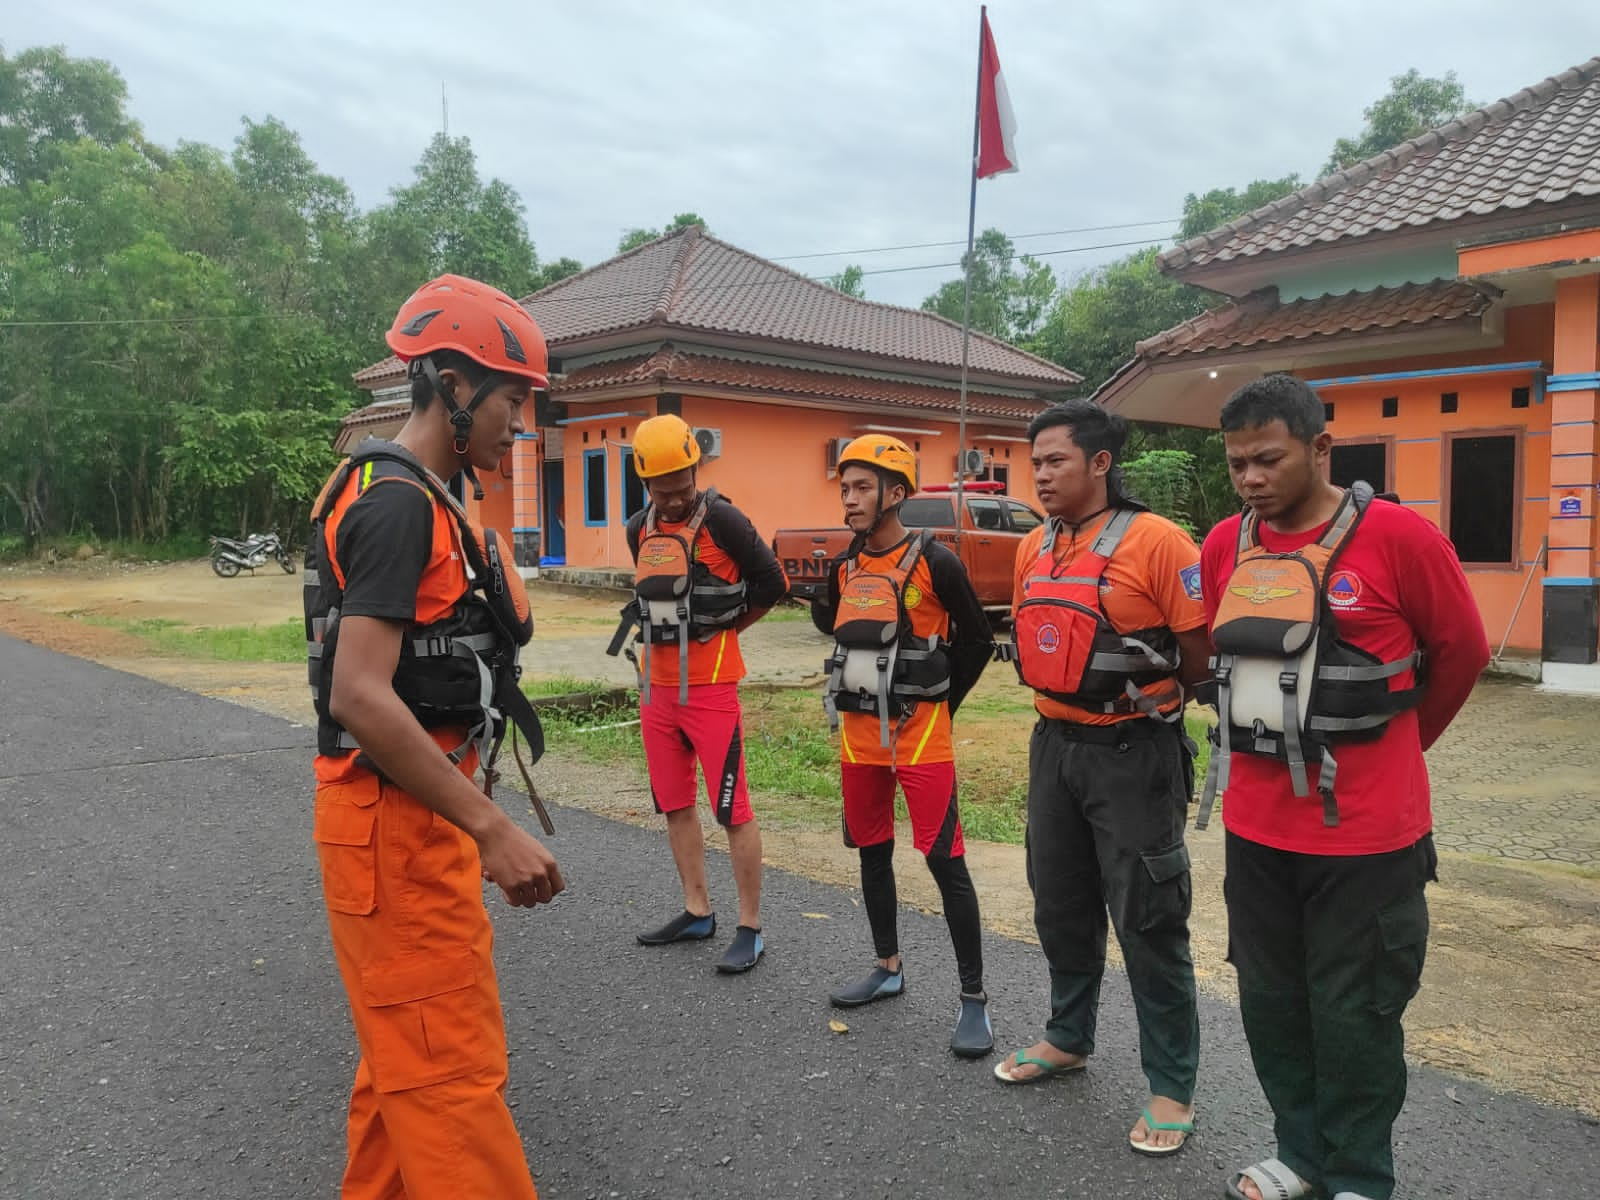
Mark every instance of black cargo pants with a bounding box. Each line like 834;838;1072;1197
1226;831;1436;1200
1025;715;1199;1105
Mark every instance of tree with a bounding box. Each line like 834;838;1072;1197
920;228;1055;346
1032;248;1211;394
824;264;866;298
1324;69;1475;175
529;256;584;291
616;212;709;253
0;44;135;186
1178;175;1302;241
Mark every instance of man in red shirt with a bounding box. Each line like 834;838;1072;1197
1201;375;1489;1200
618;414;788;974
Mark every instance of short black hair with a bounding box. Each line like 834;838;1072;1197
409;349;497;411
1027;398;1128;464
1220;373;1325;443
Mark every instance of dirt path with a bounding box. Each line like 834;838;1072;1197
5;558;1598;1116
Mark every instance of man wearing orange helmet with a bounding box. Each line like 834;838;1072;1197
305;275;562;1199
810;434;998;1057
611;413;788;973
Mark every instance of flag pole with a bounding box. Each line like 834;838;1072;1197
954;5;986;558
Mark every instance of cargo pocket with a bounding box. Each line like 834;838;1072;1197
313;782;380;916
1137;842;1193;933
1371;895;1429;1016
359;951;496;1093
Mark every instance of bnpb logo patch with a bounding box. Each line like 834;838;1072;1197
1327;570;1363;608
1035;623;1061;654
1179;563;1202;602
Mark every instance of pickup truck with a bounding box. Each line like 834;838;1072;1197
772;482;1045;611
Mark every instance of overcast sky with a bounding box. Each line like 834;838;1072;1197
10;1;1599;308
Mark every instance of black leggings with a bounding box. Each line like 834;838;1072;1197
859;839;984;994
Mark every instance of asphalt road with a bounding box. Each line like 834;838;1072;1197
1;633;1595;1199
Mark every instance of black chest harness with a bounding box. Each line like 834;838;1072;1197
304;440;552;831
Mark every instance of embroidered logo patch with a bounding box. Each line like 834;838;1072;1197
1179;563;1202;602
1327;570;1363;608
1035;623;1061;654
903;583;923;609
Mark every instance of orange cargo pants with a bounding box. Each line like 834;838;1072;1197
313;765;539;1200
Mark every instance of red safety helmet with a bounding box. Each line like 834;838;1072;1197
386;274;549;388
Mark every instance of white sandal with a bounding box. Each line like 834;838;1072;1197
1224;1158;1315;1200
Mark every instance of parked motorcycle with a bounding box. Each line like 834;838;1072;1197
209;532;296;578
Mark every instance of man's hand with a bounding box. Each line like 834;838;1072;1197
477;813;566;908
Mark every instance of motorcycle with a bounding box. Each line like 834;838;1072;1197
209;532;297;578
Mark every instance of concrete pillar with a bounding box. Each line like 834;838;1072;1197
1542;273;1600;690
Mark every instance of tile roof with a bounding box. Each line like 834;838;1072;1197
1135;279;1499;361
353;226;1080;390
547;346;1047;422
1162;57;1600;273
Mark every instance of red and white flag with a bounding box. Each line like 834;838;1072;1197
975;10;1017;178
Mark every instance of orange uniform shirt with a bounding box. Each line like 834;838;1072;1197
836;548;955;767
1011;509;1206;725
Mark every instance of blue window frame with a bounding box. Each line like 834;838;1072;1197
620;447;648;521
582;449;608;526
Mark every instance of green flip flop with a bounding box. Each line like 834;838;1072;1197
1128;1106;1194;1156
992;1049;1085;1084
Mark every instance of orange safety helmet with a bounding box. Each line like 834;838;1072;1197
632;414;701;479
386;274;550;388
837;433;917;494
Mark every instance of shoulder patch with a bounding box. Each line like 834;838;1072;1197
1179;562;1203;602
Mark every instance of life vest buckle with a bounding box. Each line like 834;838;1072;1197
1278;669;1298;692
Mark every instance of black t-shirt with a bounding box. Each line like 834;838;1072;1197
333;479;435;623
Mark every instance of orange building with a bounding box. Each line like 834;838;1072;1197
343;227;1079;576
1098;57;1600;690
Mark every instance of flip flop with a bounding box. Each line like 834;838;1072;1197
991;1048;1085;1084
1224;1158;1316;1200
1128;1106;1193;1157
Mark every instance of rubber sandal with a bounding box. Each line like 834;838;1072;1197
1128;1106;1194;1157
1224;1158;1316;1200
992;1048;1085;1084
715;925;764;974
636;910;716;945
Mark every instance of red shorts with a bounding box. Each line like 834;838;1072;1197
841;761;964;858
639;682;754;826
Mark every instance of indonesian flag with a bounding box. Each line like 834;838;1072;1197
976;10;1017;178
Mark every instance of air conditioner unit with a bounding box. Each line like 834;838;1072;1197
693;427;722;459
956;448;987;477
825;436;855;473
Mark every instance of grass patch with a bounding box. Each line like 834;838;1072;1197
83;616;305;662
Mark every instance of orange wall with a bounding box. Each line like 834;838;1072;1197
557;397;1041;571
1314;303;1556;650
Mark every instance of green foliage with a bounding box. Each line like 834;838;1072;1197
825;264;867;299
1032;248;1212;395
0;45;601;551
87;617;306;662
1178;175;1302;240
1121;448;1201;534
1324;69;1475;175
616;212;709;253
920;228;1055;346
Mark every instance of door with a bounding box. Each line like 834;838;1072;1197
963;496;1011;604
542;458;566;563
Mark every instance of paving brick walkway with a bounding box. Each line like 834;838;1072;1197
1427;676;1600;866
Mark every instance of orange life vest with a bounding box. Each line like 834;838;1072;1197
1198;482;1423;830
824;531;951;748
1011;508;1180;719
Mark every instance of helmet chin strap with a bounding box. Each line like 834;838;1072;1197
418;356;500;501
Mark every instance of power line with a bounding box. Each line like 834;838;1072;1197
771;218;1178;261
0;232;1172;329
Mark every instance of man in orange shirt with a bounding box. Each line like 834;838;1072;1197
810;435;997;1057
615;414;788;973
994;400;1212;1159
306;276;563;1199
